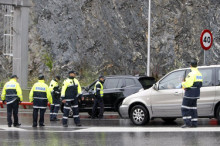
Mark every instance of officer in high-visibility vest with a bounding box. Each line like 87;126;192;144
1;75;23;127
181;59;203;128
29;75;52;127
61;71;82;127
49;76;61;121
91;76;105;119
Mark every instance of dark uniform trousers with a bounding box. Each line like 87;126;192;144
7;100;19;126
50;93;60;120
181;97;198;126
50;103;60;120
50;89;60;120
33;108;46;126
92;96;104;118
62;98;80;125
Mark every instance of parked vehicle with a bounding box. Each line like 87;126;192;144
61;75;156;117
119;65;220;125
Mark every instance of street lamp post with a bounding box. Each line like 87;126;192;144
147;0;151;76
0;0;31;89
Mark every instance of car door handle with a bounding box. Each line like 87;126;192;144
119;88;124;91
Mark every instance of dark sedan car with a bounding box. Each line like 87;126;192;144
61;75;156;117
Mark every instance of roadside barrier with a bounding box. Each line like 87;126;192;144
0;101;50;109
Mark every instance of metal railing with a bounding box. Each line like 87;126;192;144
2;5;14;56
0;101;51;109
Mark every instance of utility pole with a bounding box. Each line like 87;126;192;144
0;0;32;89
147;0;151;76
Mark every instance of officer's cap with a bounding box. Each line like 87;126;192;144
188;59;198;67
38;74;45;80
11;75;18;79
68;71;78;75
99;75;105;79
55;76;61;80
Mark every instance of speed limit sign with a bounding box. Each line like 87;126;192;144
200;29;213;50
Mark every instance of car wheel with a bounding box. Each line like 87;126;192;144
88;110;92;116
60;103;74;118
68;108;73;118
162;118;177;123
60;103;64;113
88;109;99;117
130;105;149;125
216;105;220;125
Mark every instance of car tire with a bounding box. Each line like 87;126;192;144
68;108;73;118
162;118;177;123
88;109;99;117
60;103;64;113
130;105;149;125
60;103;73;118
88;110;92;116
216;105;220;125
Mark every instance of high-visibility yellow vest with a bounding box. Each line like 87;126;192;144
61;78;82;100
182;67;203;98
94;81;104;97
29;80;53;107
1;79;23;104
182;67;203;88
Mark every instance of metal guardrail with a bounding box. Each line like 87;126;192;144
0;88;31;102
0;101;51;109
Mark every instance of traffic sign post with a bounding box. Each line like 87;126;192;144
200;29;213;65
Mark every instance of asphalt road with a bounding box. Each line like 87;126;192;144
0;110;220;146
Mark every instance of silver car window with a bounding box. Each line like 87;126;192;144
117;79;124;88
185;68;213;87
125;78;136;87
199;68;213;87
105;79;119;89
159;70;185;90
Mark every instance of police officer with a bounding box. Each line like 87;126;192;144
29;75;52;127
1;75;23;127
181;59;203;128
61;71;82;127
92;76;105;119
49;76;61;121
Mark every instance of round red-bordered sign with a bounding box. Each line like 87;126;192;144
200;29;213;50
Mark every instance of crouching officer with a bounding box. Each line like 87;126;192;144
181;59;203;128
49;76;61;121
61;71;82;127
92;76;105;119
1;75;23;127
29;75;52;127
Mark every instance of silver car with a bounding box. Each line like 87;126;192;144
119;65;220;125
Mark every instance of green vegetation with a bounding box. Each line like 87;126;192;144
0;78;9;88
43;51;53;72
79;69;98;87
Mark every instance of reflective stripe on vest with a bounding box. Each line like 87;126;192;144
94;81;104;97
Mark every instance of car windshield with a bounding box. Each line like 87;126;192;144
87;80;97;91
138;77;156;89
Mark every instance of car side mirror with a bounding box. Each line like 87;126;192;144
153;84;159;91
121;85;126;88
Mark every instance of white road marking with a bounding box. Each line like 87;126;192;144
0;111;119;115
78;127;220;133
0;125;27;131
0;126;220;133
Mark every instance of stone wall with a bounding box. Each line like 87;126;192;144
0;0;220;81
